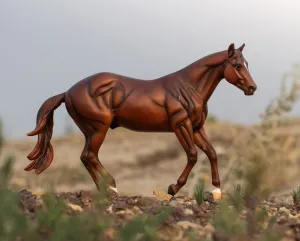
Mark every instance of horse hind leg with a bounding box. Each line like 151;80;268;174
80;123;117;190
65;95;117;193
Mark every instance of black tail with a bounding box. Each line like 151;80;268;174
25;93;65;174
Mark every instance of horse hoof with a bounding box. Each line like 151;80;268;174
211;188;222;200
107;186;119;201
168;185;176;196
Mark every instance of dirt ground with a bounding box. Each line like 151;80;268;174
1;121;300;240
18;188;300;241
1;122;300;201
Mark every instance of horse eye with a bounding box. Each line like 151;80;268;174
235;64;241;70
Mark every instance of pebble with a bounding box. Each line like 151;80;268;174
183;208;194;216
16;189;299;240
137;197;160;207
279;207;291;215
153;190;173;202
106;205;113;214
268;207;278;217
177;221;202;230
169;200;180;208
132;206;143;214
67;203;83;212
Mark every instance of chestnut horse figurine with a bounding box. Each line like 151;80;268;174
26;43;257;199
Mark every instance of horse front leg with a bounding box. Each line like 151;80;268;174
168;115;198;196
194;127;221;200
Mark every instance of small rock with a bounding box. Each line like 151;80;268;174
153;190;173;202
177;221;202;230
126;198;136;205
116;210;126;215
277;215;288;224
204;192;215;203
137;197;160;207
183;208;194;216
191;204;203;214
123;209;136;220
67;203;83;212
268;207;278;217
78;190;93;207
279;207;290;215
204;223;215;233
132;206;143;214
113;201;130;211
172;208;187;220
289;213;300;220
169;200;180;208
77;190;92;198
106;204;113;214
68;195;83;206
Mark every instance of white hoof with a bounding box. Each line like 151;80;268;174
211;188;222;200
108;186;118;193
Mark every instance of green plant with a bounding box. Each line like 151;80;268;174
118;207;172;241
0;159;30;240
227;184;244;212
259;229;282;241
193;179;205;205
291;186;300;204
212;198;247;239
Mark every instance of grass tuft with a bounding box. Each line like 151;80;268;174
291;186;300;204
193;179;205;205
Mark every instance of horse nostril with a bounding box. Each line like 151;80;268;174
249;86;256;92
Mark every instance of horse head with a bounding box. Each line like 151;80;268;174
224;43;257;96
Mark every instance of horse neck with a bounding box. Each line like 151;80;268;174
181;52;227;103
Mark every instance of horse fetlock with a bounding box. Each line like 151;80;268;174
212;178;220;188
168;184;176;196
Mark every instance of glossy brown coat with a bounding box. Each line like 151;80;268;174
25;43;257;196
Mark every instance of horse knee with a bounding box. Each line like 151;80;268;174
187;147;197;163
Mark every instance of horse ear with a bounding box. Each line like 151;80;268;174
228;43;235;58
238;43;245;52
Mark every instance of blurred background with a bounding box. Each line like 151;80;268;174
0;1;300;200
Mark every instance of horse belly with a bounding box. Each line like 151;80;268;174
113;97;171;132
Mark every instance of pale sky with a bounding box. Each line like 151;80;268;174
1;0;300;139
